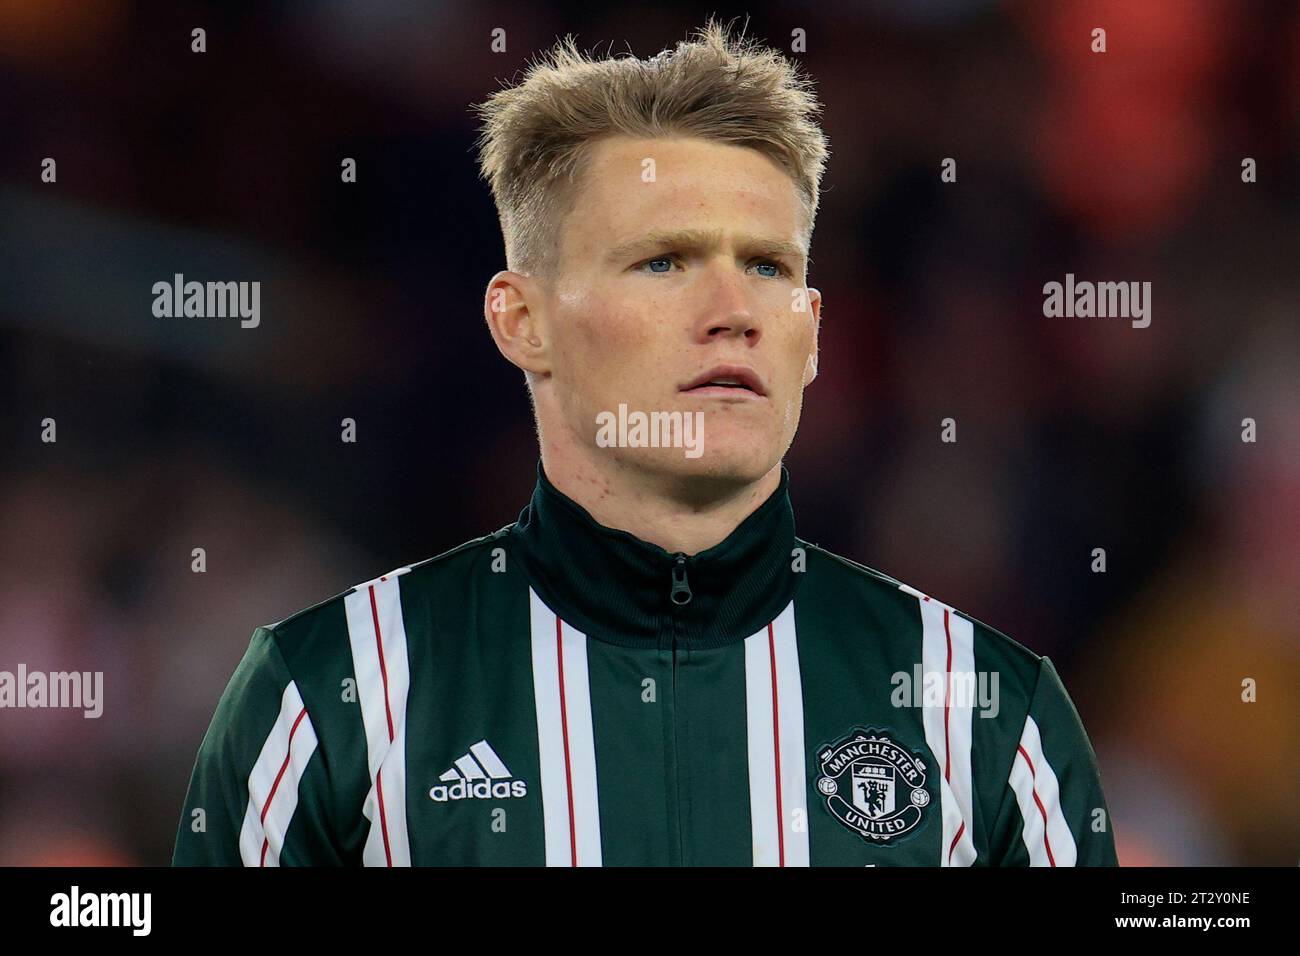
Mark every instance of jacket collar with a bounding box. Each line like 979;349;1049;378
509;460;801;649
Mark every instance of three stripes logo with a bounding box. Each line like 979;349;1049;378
429;739;527;802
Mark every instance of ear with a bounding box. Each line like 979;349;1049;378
802;286;822;386
483;271;550;376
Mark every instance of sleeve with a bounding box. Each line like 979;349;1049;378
172;626;344;866
986;655;1119;866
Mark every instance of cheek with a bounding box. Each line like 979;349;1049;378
553;287;659;401
551;288;601;368
782;310;816;372
559;288;654;363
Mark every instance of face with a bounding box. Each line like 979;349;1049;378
511;135;821;488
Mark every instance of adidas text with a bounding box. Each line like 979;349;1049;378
430;779;527;802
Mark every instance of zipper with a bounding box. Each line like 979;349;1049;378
667;552;691;865
670;552;692;605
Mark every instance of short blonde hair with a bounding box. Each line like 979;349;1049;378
472;17;830;277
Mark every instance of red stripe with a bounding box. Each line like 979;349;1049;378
1017;744;1057;866
368;585;396;742
942;608;953;784
367;584;396;865
259;705;308;866
376;767;393;866
767;621;785;867
948;822;966;863
556;616;578;866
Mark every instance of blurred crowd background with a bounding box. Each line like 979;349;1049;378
0;0;1296;866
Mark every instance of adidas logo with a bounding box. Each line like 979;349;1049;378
429;739;527;802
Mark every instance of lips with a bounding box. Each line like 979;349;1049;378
679;365;767;397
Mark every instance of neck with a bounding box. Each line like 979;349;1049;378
539;440;782;556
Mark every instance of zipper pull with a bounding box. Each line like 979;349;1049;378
670;552;692;605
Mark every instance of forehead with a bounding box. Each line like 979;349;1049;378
563;135;805;253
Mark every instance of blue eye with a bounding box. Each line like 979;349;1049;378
636;255;789;277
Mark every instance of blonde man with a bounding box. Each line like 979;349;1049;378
175;20;1116;867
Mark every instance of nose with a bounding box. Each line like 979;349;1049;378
696;260;761;342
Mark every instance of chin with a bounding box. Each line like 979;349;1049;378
621;442;778;489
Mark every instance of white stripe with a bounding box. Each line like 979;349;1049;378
239;681;319;866
912;592;978;866
1008;714;1078;866
364;716;412;866
469;740;512;779
455;754;487;780
744;634;777;864
344;571;412;866
744;600;809;866
529;588;602;866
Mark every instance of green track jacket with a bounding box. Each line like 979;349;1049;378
173;462;1118;866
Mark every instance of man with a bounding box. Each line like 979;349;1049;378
173;20;1117;866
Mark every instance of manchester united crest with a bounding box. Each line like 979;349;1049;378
815;727;931;843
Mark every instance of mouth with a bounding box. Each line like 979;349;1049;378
679;365;768;399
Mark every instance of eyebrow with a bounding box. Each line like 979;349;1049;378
605;229;809;268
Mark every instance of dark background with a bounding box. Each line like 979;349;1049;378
0;0;1296;865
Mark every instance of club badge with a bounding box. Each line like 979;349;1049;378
815;727;931;843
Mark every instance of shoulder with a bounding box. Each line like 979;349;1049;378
797;537;1044;685
257;525;513;664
